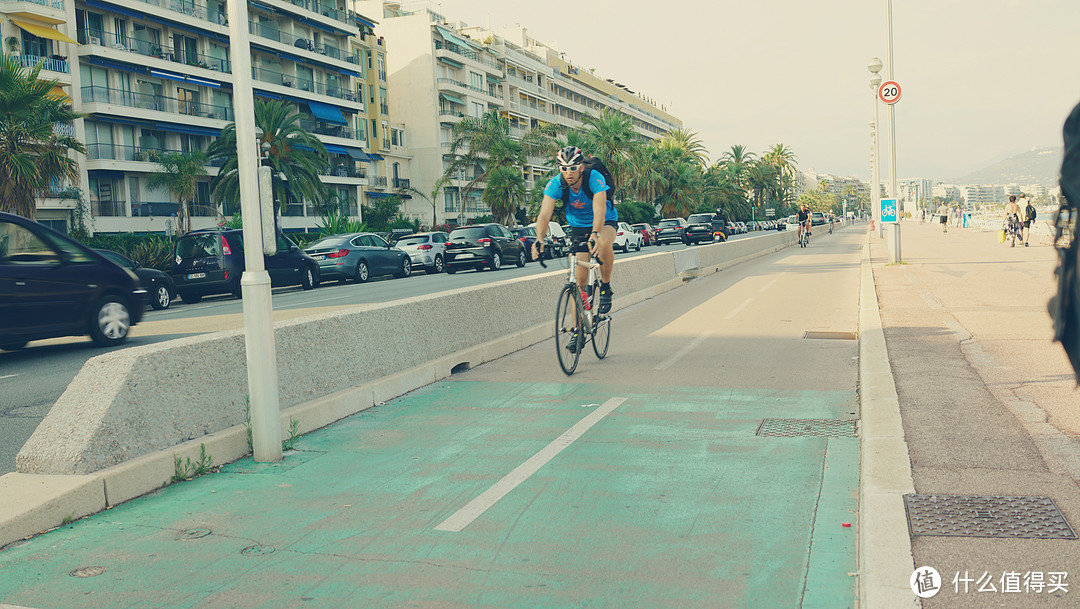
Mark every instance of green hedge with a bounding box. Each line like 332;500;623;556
82;233;174;272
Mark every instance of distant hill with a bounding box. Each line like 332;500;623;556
951;147;1061;186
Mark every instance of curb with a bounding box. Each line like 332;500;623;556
857;232;919;607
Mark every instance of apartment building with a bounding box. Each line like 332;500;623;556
8;0;382;233
358;0;681;227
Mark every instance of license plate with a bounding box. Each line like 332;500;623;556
455;253;474;259
312;255;326;261
187;272;206;280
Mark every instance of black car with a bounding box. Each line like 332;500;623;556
444;224;526;273
511;226;558;261
654;218;688;245
684;213;718;245
0;211;146;350
171;230;319;303
97;249;177;310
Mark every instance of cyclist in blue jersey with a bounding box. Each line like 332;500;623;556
533;146;617;315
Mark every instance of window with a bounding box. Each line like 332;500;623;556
366;50;373;69
21;31;49;58
177;88;199;115
470;72;483;90
391;129;398;146
471;102;484;119
113;17;127;47
0;222;58;264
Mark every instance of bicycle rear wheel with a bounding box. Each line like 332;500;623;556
555;284;582;375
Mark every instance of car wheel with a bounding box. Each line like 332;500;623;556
396;258;412;278
88;295;132;347
491;252;502;270
431;254;444;273
300;265;316;290
354;260;370;283
151;284;172;310
179;291;202;304
516;249;526;267
0;341;27;351
635;241;642;252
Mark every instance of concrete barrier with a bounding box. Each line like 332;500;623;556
3;228;799;547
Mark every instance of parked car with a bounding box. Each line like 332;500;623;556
684;214;717;245
304;232;411;283
96;249;177;310
444;224;526;273
655;218;688;245
512;226;559;261
529;221;569;255
172;230;319;303
630;222;657;246
0;211;146;349
613;221;644;252
393;231;449;274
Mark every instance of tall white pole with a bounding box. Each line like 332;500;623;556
871;80;881;238
227;0;282;462
885;0;902;262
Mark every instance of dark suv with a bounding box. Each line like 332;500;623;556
684;213;718;245
0;211;145;349
444;224;526;273
654;218;688;245
171;230;319;303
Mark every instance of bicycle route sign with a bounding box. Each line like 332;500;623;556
880;198;899;223
878;81;902;105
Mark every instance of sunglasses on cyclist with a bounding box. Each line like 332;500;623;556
559;164;582;172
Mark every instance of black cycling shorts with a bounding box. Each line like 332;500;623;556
567;221;618;253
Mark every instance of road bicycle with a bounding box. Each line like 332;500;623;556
799;224;810;248
539;248;611;375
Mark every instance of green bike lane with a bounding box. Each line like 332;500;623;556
0;230;863;608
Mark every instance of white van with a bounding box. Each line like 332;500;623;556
528;221;567;257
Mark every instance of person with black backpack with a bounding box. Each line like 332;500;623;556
1019;193;1036;246
533;146;619;319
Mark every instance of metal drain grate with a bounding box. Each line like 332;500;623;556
756;418;857;438
804;331;858;340
905;494;1077;539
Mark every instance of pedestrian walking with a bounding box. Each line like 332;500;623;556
1018;193;1035;246
935;202;950;233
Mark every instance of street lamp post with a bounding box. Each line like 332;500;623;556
868;59;882;239
884;0;902;263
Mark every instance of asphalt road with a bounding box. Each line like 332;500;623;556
0;230;771;475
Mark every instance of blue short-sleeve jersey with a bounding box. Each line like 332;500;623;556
543;170;617;228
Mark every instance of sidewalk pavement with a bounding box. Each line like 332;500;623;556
869;219;1080;607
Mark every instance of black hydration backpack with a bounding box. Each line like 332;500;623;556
560;156;616;206
1027;203;1037;221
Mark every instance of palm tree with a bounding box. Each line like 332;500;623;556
0;53;85;220
625;144;669;208
207;99;328;219
145;151;209;234
580;108;639;193
762;143;798;208
447;109;560;225
658;127;709;169
746;161;778;217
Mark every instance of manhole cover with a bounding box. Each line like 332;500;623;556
804;331;858;340
177;528;212;540
756;418;857;438
240;544;276;556
905;495;1077;539
70;566;107;578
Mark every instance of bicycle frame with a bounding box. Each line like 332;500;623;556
540;250;602;332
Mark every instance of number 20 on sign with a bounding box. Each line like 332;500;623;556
879;81;902;105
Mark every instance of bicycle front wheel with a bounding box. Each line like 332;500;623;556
592;313;610;359
555;285;582;375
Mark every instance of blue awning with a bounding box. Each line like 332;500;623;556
86;0;144;19
323;143;349;155
299;16;336;34
366;191;409;199
307;100;347;125
155;123;221;137
346;148;370;161
355;14;376;28
248;0;274;12
185;76;222;88
366;153;383;161
253;89;281;100
87;57;146;74
435;25;481;51
94;115;154;126
149;68;187;83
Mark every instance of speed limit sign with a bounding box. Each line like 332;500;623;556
878;81;902;104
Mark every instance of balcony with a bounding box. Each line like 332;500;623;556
18;53;70;73
86;143;217;165
297;118;360;140
393;178;409;189
252;65;356;102
91;199;127;216
370;176;387;187
318;165;366;178
79;29;230;72
81;86;233;121
129;0;222;23
285;0;351;27
247;21;358;65
8;0;65;9
433;39;499;70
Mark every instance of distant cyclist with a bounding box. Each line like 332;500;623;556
796;204;811;242
534;146;617;316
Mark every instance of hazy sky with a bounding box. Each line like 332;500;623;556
407;0;1079;183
